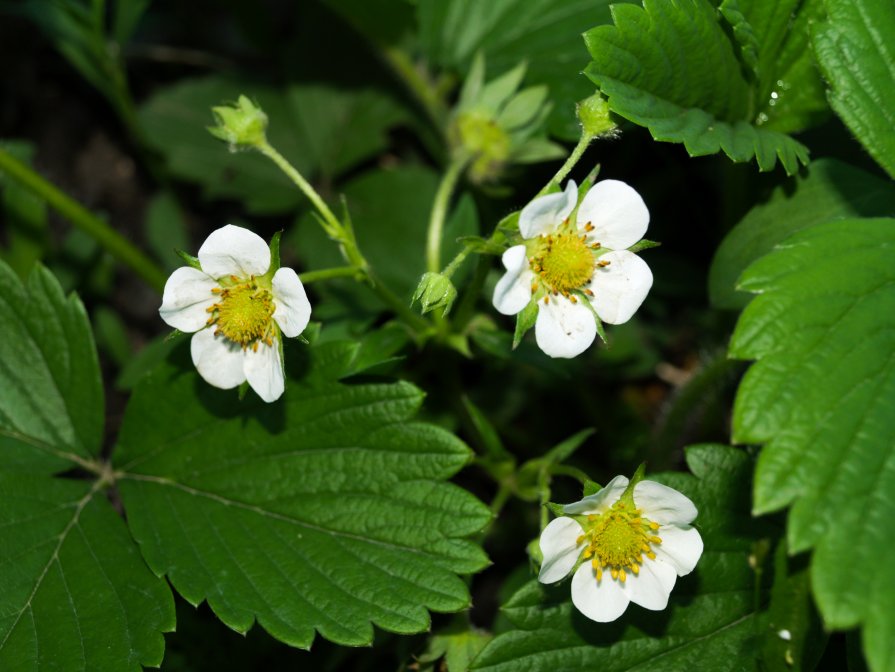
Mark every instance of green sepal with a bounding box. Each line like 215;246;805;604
513;300;539;349
582;479;603;497
175;249;202;270
237;381;249;401
164;328;188;342
618;463;647;507
267;230;282;277
545;502;565;517
627;239;661;254
456;234;506;256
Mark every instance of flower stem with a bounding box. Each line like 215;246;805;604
541;132;594;194
255;140;342;233
381;46;449;138
0;147;167;292
299;266;361;284
254;140;430;333
426;157;468;274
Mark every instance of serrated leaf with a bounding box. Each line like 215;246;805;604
139;76;407;214
710;158;895;310
417;0;618;140
584;0;811;174
812;0;895;179
471;445;772;671
0;260;175;670
729;218;895;672
0;262;103;471
113;342;491;649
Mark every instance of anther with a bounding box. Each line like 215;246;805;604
591;242;601;249
584;222;594;232
630;563;640;575
569;295;578;304
211;287;222;294
531;281;539;293
650;536;662;544
543;296;549;305
584;289;594;296
596;566;603;581
610;568;619;580
597;260;611;267
647;551;656;560
619;568;627;583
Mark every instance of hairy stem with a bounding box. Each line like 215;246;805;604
426;157;468;274
0;147;167;292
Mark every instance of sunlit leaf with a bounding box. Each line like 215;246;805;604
731;218;895;672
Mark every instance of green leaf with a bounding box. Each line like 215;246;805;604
0;260;175;670
710;158;895;309
730;218;895;672
113;341;491;648
417;0;618;140
139;76;407;214
812;0;895;179
0;262;103;470
418;623;494;672
471;445;772;671
584;0;811;174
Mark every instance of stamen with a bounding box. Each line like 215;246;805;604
597;260;611;267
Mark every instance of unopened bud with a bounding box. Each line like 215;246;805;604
577;92;618;138
208;95;268;149
412;272;457;317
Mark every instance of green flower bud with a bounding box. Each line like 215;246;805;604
208;95;268;149
412;272;458;317
577;92;618;138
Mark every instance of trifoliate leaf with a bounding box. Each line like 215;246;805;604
471;445;772;671
583;0;813;174
813;0;895;179
730;218;895;672
113;342;491;649
709;159;895;310
0;261;175;670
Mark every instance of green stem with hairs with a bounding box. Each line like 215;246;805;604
540;132;595;194
426;156;468;274
0;147;167;292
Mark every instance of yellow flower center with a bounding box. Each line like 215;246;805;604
530;231;597;299
206;277;275;350
577;500;662;583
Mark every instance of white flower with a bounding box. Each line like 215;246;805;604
539;475;703;622
158;224;311;403
493;179;653;358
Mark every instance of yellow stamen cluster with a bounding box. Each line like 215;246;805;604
206;276;275;350
576;500;662;584
529;222;606;304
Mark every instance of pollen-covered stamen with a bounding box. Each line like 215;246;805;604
530;231;596;296
577;500;662;583
206;278;276;349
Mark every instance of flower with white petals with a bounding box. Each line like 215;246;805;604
493;179;653;358
159;224;311;403
539;474;703;623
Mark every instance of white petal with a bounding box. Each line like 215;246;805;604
563;475;629;515
190;328;246;389
198;224;271;279
538;517;584;584
272;267;311;338
624;558;676;611
493;245;533;316
158;267;218;332
244;340;285;403
655;525;704;576
571;563;630;623
576;179;649;250
518;180;578;239
633;480;698;525
534;296;597;358
588;250;653;325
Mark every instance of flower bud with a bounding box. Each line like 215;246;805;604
577;92;618;138
412;272;458;317
208;95;268;149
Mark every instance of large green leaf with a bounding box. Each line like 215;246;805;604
584;0;812;174
0;262;103;471
471;445;773;672
813;0;895;179
417;0;618;140
730;218;895;672
113;341;491;649
139;76;408;214
0;261;175;670
709;158;895;309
